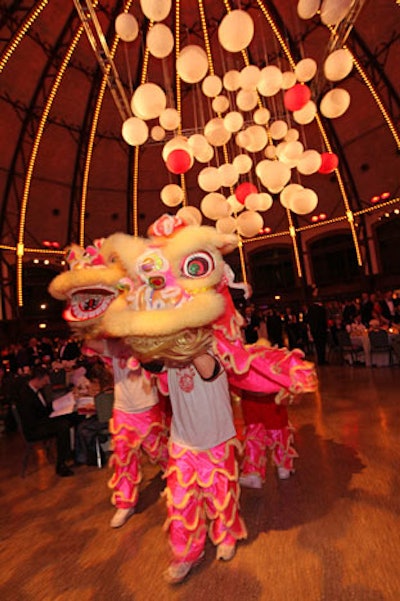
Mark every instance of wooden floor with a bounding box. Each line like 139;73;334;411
1;365;400;601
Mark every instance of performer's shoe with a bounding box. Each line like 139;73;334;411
163;553;204;584
277;467;295;480
110;506;135;528
216;543;236;561
239;473;263;489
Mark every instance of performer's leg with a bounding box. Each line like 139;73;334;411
139;404;169;472
240;422;268;487
266;421;298;479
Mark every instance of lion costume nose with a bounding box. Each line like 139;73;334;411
148;275;166;290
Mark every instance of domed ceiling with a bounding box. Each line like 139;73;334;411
0;0;399;311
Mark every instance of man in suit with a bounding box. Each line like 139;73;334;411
306;289;328;366
15;365;74;477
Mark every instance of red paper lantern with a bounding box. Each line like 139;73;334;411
283;84;311;112
235;182;257;204
318;152;338;174
166;149;192;174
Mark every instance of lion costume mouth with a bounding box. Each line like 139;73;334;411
63;287;118;322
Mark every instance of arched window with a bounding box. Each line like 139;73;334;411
374;216;400;275
248;246;296;295
309;232;360;287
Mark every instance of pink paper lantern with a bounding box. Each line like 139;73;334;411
166;149;192;174
318;152;339;174
284;84;311;111
235;182;258;204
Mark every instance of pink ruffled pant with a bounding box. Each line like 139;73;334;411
108;406;169;509
163;438;247;564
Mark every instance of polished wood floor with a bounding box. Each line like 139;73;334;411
1;364;400;601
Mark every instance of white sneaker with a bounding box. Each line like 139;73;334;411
163;553;204;584
110;506;135;528
239;473;263;489
277;467;294;480
216;543;236;561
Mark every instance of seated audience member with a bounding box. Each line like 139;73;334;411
15;365;74;477
346;312;367;337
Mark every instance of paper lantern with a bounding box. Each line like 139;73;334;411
236;89;258;111
293;100;317;124
218;10;254;53
324;49;353;82
320;0;353;26
318;152;338;173
284;83;311;111
239;65;261;90
289;188;318;214
140;0;171;22
177;206;202;225
279;140;304;167
253;107;270;125
115;13;139;42
227;194;245;214
320;88;350;118
193;143;214;163
269;120;288;140
146;23;174;58
198;166;222;192
236;130;250;149
188;134;208;153
212;95;230;114
257;65;283;97
297;0;321;19
216;216;237;234
297;149;322;175
160;184;185;207
131;83;166;120
243;125;268;153
201;193;230;220
281;71;297;89
218;163;239;187
280;184;304;208
284;128;300;142
176;45;208;83
166;149;192;174
223;70;241;91
224;111;244;133
245;192;273;212
236;210;263;237
122;117;149;146
256;160;291;191
204;118;231;146
264;145;277;159
159;108;180;131
235;182;258;204
202;75;223;98
295;58;317;82
151;125;166;141
162;135;190;161
233;154;253;174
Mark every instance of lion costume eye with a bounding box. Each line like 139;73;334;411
182;252;215;278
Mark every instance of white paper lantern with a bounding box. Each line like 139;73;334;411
140;0;172;22
218;163;239;187
176;45;208;83
202;75;223;98
223;111;244;133
218;10;254;53
243;125;268;153
233;154;253;174
131;83;166;120
281;71;297;89
295;58;317;82
146;23;174;58
237;210;263;237
257;65;283;97
239;65;261;90
201;193;230;220
227;194;245;214
280;140;304;163
115;13;139;42
122;117;149;146
320;88;350;118
177;206;202;225
159;108;180;131
216;216;237;234
162;135;190;161
212;95;230;114
198;166;222;192
235;130;251;149
188;133;208;154
236;89;258;111
151;125;166;141
284;128;300;142
280;183;304;208
193;143;214;163
256;159;291;191
269;120;288;140
160;184;185;207
297;0;321;20
253;107;270;125
324;49;353;81
293;100;317;124
320;0;353;26
264;145;277;159
223;70;241;91
297;149;322;175
204;118;231;146
245;193;272;212
289;188;318;214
